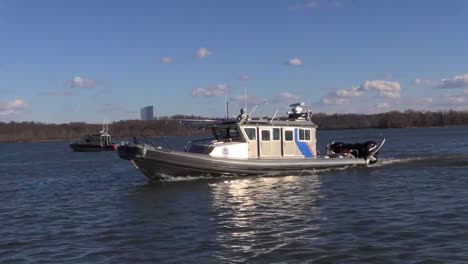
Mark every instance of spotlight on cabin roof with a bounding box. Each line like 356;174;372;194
288;102;308;120
288;102;305;113
289;102;305;107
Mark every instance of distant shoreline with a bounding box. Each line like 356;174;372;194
1;124;467;144
1;110;468;143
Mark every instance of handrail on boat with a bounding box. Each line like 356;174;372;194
328;135;386;143
129;127;173;151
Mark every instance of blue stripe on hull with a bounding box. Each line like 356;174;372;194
294;129;314;158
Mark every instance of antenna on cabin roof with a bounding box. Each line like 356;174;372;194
268;109;279;123
224;88;228;120
249;105;258;117
244;87;247;112
227;101;229;120
101;119;105;133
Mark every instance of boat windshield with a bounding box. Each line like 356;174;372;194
212;126;243;141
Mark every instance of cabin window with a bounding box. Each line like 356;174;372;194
299;129;305;140
229;128;239;138
213;127;242;141
221;128;228;138
298;128;310;141
285;130;293;141
244;128;256;140
261;130;270;141
305;129;311;140
273;128;280;141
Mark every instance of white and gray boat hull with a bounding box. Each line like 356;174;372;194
118;144;370;181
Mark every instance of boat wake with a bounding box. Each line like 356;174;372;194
150;166;354;182
150;154;468;182
152;174;234;182
370;154;468;168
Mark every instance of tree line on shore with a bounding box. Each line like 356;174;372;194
1;110;467;143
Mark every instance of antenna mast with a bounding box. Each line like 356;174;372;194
244;87;247;111
269;109;279;123
224;88;228;119
249;105;258;117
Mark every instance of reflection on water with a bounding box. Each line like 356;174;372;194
209;176;323;261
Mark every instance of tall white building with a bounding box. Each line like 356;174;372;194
140;106;154;121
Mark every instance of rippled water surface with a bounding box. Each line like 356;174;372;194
1;127;468;263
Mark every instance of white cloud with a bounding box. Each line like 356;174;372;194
272;92;300;103
289;0;341;10
39;90;74;97
160;57;175;64
438;74;468;88
240;74;253;81
195;48;212;59
430;92;468;110
414;78;438;87
419;97;433;104
375;102;391;109
70;76;98;89
359;80;401;98
415;73;468;89
320;79;401;106
321;97;350;105
397;97;433;111
306;1;319;8
445;96;466;105
336;87;363;97
192;84;227;97
286;58;303;66
330;1;342;8
0;99;28;118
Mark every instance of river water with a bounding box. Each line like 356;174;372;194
1;126;467;263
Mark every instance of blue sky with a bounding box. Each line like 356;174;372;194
1;0;468;123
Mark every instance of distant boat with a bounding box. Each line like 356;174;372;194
118;102;385;181
69;122;118;152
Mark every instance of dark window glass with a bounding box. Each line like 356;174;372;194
214;127;243;141
213;128;221;140
261;130;270;141
305;129;311;140
221;128;228;139
273;128;280;140
244;128;256;140
229;128;239;138
299;129;305;140
285;130;293;141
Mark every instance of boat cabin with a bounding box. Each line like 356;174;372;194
188;103;317;159
80;131;113;146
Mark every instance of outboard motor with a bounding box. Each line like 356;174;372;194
327;140;379;162
363;141;378;156
363;141;379;164
329;142;345;154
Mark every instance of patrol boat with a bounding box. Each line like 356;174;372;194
69;123;118;152
118;103;385;180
